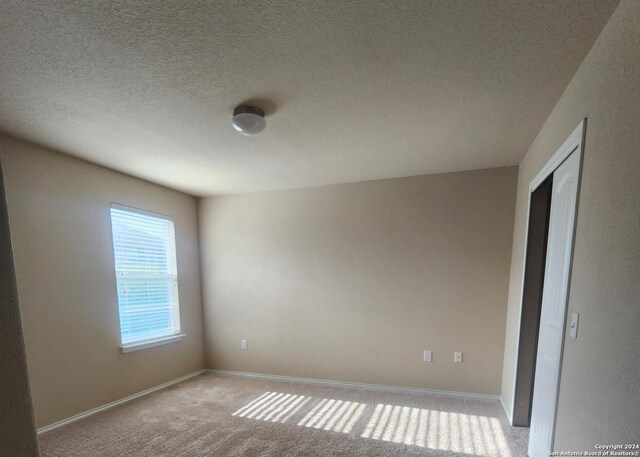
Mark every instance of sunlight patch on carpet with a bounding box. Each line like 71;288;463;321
361;403;511;456
297;398;366;433
232;392;311;423
232;392;513;456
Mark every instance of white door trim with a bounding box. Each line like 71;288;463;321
509;119;586;424
530;121;586;192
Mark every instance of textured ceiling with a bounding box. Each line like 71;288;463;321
0;1;619;196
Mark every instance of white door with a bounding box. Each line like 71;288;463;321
528;149;580;457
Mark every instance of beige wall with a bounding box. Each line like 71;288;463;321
501;0;640;447
200;167;517;395
0;161;40;456
0;136;205;428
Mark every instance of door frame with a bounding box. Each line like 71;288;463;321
509;119;586;427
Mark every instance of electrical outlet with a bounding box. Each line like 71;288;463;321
454;352;462;363
423;350;432;362
241;339;248;350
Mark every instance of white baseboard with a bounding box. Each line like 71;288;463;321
37;369;205;435
500;396;513;425
206;369;500;401
38;368;504;435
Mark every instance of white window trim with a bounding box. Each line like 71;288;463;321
110;202;182;351
121;333;186;353
110;202;174;222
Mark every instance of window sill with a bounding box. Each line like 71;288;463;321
120;334;185;353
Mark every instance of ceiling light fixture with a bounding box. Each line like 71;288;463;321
231;105;266;136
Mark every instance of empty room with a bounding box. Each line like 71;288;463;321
1;1;638;456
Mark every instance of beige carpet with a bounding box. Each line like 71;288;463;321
39;373;529;456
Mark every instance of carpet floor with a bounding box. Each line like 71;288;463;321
39;373;529;456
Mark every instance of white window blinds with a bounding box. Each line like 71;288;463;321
110;205;181;345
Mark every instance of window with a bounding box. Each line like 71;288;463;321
109;204;181;350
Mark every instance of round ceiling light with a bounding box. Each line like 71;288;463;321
231;105;266;136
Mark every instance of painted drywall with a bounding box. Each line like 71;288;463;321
0;136;205;428
200;167;517;395
0;161;40;455
501;0;640;447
